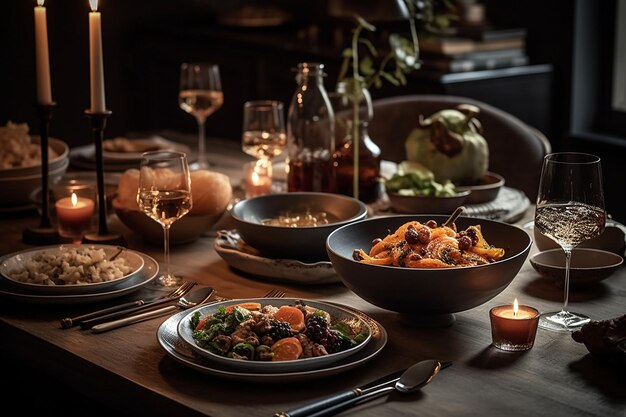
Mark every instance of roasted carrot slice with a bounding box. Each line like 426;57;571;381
224;302;262;313
194;316;210;331
273;305;305;332
271;337;303;361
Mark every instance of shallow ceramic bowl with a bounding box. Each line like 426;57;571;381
326;215;531;325
530;248;623;287
230;192;368;262
113;198;225;245
0;138;69;178
0;157;69;207
387;190;470;214
456;172;505;204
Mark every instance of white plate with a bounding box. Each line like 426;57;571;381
0;244;144;294
102;137;190;161
177;298;372;373
158;303;387;382
0;250;158;304
214;230;340;285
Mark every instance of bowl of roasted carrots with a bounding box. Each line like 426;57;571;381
326;215;531;326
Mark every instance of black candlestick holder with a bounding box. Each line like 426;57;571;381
22;102;60;245
82;109;126;246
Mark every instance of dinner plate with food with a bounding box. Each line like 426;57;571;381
0;244;144;294
0;246;159;303
176;298;372;373
157;301;387;382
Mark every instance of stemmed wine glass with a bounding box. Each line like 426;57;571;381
241;100;286;195
179;63;223;170
138;151;192;288
534;152;606;331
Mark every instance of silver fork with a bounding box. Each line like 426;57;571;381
263;288;286;298
73;280;197;329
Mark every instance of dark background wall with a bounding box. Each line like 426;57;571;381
2;0;625;221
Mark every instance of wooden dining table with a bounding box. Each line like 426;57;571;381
0;138;624;417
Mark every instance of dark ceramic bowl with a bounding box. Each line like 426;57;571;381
387;190;470;214
456;172;505;204
530;248;623;287
230;192;368;261
326;215;531;325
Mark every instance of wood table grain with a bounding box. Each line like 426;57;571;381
0;139;624;417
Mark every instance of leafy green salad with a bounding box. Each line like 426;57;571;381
385;161;458;197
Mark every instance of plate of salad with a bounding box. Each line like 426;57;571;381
176;298;372;373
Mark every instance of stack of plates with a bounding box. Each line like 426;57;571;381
158;298;388;382
69;136;191;172
0;244;159;304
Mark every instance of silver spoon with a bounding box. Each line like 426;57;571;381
91;286;215;333
304;360;442;417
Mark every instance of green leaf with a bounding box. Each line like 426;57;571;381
342;48;353;58
359;56;375;76
380;71;401;86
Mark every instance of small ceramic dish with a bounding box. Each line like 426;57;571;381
530;248;623;287
177;298;372;373
386;190;470;214
456;172;505;204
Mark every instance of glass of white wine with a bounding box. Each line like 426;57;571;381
138;151;192;288
179;62;223;170
534;152;606;331
241;100;286;195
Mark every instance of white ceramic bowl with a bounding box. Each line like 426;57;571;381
0;138;69;178
0;157;69;207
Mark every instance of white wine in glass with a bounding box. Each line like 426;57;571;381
138;151;192;288
241;100;286;160
179;63;223;170
534;152;605;331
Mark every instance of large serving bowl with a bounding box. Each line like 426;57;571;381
230;192;368;261
327;214;531;325
0;157;69;207
0;137;69;179
387;190;470;214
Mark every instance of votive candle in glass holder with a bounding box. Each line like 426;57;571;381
490;299;540;351
54;182;96;244
244;160;272;198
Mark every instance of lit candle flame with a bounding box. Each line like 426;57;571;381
71;192;78;207
513;298;519;317
251;170;260;186
37;0;45;6
89;0;98;12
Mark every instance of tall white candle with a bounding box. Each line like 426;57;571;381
34;0;52;104
89;0;105;113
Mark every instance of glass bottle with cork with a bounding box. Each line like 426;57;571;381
287;62;336;193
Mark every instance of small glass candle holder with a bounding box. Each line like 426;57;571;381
53;181;96;244
490;299;540;351
244;159;272;198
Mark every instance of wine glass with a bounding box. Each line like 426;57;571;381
534;152;606;331
138;151;192;288
241;100;286;196
179;63;223;170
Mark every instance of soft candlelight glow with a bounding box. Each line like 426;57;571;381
490;300;540;351
55;192;95;243
88;0;106;112
34;0;52;104
244;160;272;198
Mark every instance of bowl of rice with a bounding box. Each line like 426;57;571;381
0;244;144;294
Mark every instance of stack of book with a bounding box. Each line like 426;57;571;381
417;28;529;74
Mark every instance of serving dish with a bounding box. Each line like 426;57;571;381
0;244;144;294
327;214;531;326
158;302;387;382
530;248;623;287
0;250;158;304
0;137;69;178
214;230;340;285
386;190;469;214
456;171;505;204
230;192;368;262
177;298;372;373
0;157;69;207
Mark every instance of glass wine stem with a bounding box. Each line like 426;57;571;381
163;224;171;280
197;117;207;169
561;249;572;313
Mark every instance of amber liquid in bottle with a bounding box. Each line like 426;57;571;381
334;128;381;203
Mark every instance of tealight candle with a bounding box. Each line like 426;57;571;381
490;298;540;351
55;192;95;243
244;160;272;198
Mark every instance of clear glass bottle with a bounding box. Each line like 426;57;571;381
287;62;336;193
331;79;381;202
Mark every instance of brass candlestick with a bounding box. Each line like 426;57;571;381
82;109;126;246
22;102;60;245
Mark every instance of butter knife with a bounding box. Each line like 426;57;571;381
275;361;451;417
